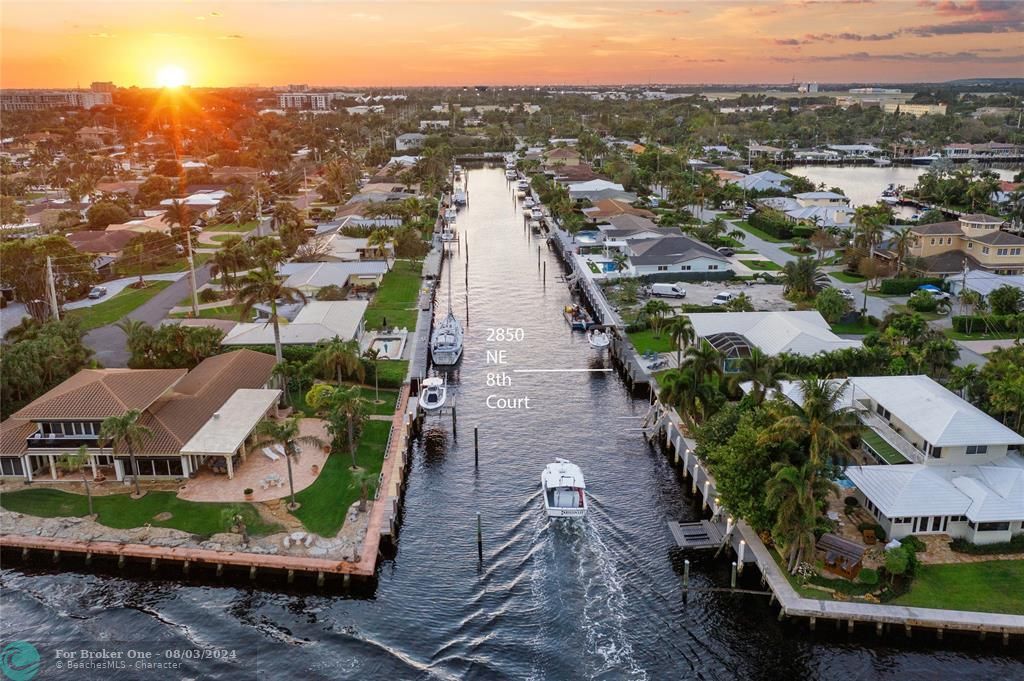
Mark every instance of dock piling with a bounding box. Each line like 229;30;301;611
452;404;457;436
287;569;295;585
683;559;690;599
476;512;483;563
21;547;29;561
52;550;60;564
730;561;737;589
249;566;257;580
149;557;157;572
317;571;325;588
182;560;190;576
117;554;125;569
85;552;92;566
542;261;546;288
737;540;746;574
216;563;224;577
474;427;479;467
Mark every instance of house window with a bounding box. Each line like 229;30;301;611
982;247;990;255
680;265;691;271
977;521;1010;532
947;237;953;245
1012;248;1022;256
997;248;1008;256
967;242;973;249
0;457;25;477
966;445;988;455
657;265;668;271
930;238;935;245
709;265;719;271
932;447;942;459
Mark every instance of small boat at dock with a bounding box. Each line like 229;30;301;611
505;168;517;180
563;303;593;330
453;190;467;206
588;329;610;349
431;269;464;366
541;458;587;519
419;377;447;413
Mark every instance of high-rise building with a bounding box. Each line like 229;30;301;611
91;81;116;93
0;90;112;112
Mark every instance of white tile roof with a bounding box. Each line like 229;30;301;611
688;311;861;357
845;454;1024;523
180;388;280;456
222;301;368;346
847;375;1024;448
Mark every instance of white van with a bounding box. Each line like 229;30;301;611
650;283;687;298
711;291;738;306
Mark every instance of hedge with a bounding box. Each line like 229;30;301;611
879;277;946;295
952;314;1024;334
950;534;1024;555
748;210;794;240
639;270;735;284
221;344;407;388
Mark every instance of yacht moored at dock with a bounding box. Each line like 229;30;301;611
431;268;464;366
563;303;593;330
541;458;588;519
588;329;610;349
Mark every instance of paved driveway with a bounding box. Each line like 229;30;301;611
84;263;214;367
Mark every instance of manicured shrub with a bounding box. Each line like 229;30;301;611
844;496;859;507
857;568;879;586
907;290;938;313
879;277;945;295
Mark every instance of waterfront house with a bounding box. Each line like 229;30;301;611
898;214;1024;276
729;170;791;193
316;233;393;262
623;235;731;278
759;376;1024;546
279;261;389;296
793;191;849;208
568;180;637;203
581;198;655;224
221;300;369;348
746;143;785;162
0;350;278;482
689;311;861;372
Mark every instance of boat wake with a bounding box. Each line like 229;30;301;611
527;516;648;681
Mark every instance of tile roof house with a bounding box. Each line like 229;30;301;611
0;350;277;482
899;214;1024;275
581;198;655;223
544;147;582;167
66;230;137;256
757;375;1024;545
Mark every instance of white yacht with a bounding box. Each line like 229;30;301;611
445;207;457;224
588;329;610;349
506;168;517;180
541;459;588;519
419;377;447;413
431;271;464;366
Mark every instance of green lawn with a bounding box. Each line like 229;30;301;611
66;281;172;331
364;260;422;330
944;328;1020;341
375;360;409;388
169;303;249;320
830;319;875;335
739;259;782;271
118;253;211;276
627;329;674;354
0;488;280;537
831;271;867;284
734;220;787;243
780;246;815;257
206;220;257;233
893;561;1024;615
293;419;391;535
289;384;398;417
207;234;237;243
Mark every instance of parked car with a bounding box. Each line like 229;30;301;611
716;247;735;257
917;284;951;301
87;286;107;299
711;291;739;306
837;288;855;301
650;282;687;299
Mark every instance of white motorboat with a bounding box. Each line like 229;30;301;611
431;269;464;366
419;377;447;413
445;207;457;223
440;228;457;242
523;196;535;209
541;458;587;519
453;190;467;206
873;157;892;167
453;164;463;178
517;179;530;191
911;153;941;166
588;329;610;349
530;206;543;220
506;169;517;180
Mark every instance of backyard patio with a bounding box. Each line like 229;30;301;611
177;418;331;503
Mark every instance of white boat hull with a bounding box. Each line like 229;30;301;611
541;458;588;519
431;347;463;366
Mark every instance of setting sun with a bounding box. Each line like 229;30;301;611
156;64;187;88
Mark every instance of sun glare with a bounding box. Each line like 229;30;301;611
156;65;188;88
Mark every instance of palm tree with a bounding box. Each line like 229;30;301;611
683;339;723;384
58;444;94;516
161;199;193;241
611;251;629;277
271;201;301;233
766;461;833;573
116;319;152;366
780;257;829;299
890;226;916;276
665;314;695;368
658;366;722;429
211;250;238;292
99;410;153;498
732;348;789;404
760;377;859;467
252;416;325;510
234;264;308;363
314;337;365;385
367;229;392;269
334;387;369;469
349;468;378;513
362;347;382;403
642;299;672;336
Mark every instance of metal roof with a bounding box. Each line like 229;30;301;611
180;388;281;456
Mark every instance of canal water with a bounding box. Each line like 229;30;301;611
788;165;1018;211
3;166;1022;680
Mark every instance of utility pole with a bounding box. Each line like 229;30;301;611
45;256;60;321
185;232;199;317
255;186;262;236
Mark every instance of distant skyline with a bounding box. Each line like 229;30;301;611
2;1;1022;89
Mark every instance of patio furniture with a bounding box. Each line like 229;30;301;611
283;536;291;549
261;447;279;462
862;528;877;545
290;531;306;542
303;535;315;548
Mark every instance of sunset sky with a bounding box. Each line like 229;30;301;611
2;1;1022;88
